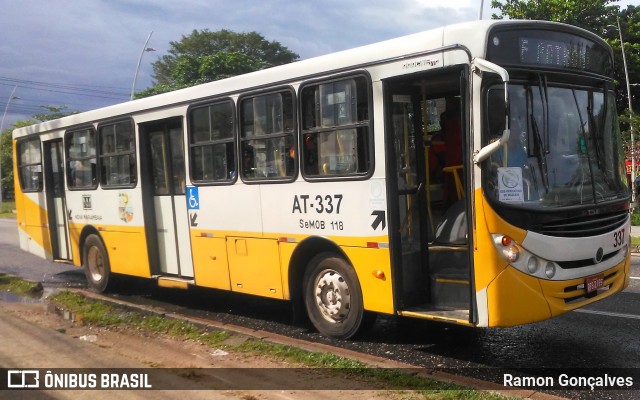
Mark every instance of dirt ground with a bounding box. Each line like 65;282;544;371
0;298;424;400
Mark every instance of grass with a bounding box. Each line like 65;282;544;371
46;290;507;399
633;210;640;227
0;200;15;218
50;291;231;345
0;273;42;295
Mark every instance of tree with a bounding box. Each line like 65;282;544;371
604;6;640;117
490;0;621;32
32;105;78;122
490;1;639;111
136;29;299;98
1;106;77;200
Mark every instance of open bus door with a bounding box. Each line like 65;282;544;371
43;139;71;261
384;67;475;325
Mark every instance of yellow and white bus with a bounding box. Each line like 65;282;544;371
13;20;631;338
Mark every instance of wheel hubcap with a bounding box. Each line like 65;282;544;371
314;269;351;323
87;246;104;282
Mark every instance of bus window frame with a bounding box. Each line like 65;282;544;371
97;118;137;190
16;136;44;193
187;97;238;186
299;72;374;182
238;86;298;184
64;125;99;191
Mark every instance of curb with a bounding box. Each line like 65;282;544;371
66;288;568;400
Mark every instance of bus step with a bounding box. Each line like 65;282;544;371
154;276;194;290
398;306;471;325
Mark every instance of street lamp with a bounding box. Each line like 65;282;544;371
0;85;20;211
130;31;156;100
609;17;635;201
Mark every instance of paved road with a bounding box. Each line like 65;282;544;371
0;219;84;286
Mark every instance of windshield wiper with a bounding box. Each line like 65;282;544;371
530;114;549;192
537;74;550;155
587;87;604;172
529;75;550;192
572;88;596;203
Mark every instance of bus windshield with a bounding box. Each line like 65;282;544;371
483;82;628;209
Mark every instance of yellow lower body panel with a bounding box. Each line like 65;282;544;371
487;255;629;326
99;229;150;278
67;224;151;278
22;224;52;258
191;235;231;290
226;237;283;299
342;246;394;315
487;266;551;326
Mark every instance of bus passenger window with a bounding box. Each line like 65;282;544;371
300;76;372;178
239;90;296;181
66;127;98;189
99;120;136;188
188;100;236;183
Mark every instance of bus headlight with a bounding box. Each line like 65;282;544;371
527;256;539;273
545;262;556;278
492;234;556;280
502;245;520;262
497;235;520;263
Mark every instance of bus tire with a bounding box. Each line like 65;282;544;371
83;234;111;292
303;252;364;339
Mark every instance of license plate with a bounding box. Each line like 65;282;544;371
585;273;604;294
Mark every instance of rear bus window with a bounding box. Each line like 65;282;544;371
300;76;372;178
17;138;43;192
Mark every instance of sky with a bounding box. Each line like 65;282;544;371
1;0;638;129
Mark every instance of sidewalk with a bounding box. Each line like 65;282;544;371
631;225;640;254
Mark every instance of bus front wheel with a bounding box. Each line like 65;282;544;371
83;234;111;292
303;253;364;339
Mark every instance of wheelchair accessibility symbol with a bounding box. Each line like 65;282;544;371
187;186;200;210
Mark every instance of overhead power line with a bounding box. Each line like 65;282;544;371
0;77;130;101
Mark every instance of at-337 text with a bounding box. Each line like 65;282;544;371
292;194;343;214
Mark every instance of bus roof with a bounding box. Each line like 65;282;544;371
12;19;597;139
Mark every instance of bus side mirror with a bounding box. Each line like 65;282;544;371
474;129;510;164
472;58;510;165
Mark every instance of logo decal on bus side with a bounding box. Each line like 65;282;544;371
118;193;133;223
82;195;92;210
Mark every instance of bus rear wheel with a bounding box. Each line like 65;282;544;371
83;234;111;292
303;253;364;339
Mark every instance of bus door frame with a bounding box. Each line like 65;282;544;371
384;63;477;324
139;117;194;278
470;57;512;326
42;138;72;261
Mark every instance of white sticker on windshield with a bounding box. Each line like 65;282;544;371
498;167;524;202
